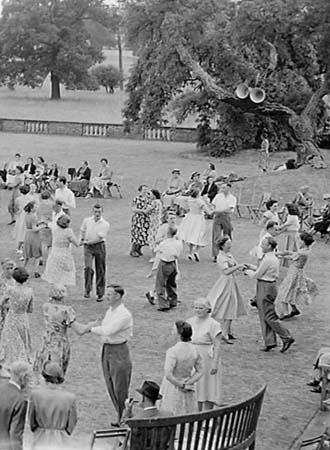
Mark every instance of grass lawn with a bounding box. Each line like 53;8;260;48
0;133;329;450
0;49;197;127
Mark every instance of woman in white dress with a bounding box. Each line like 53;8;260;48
207;236;247;342
178;189;212;261
13;185;34;257
277;203;300;267
259;199;279;238
160;321;203;415
187;298;222;410
42;215;79;287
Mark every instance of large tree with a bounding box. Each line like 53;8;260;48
123;0;330;163
0;0;111;99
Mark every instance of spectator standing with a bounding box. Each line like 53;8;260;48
90;284;133;427
0;258;15;341
29;361;78;450
54;176;76;215
258;133;270;172
80;204;110;301
0;361;31;450
211;183;237;262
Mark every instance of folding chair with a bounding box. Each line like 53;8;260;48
90;428;130;450
106;174;123;199
251;192;272;223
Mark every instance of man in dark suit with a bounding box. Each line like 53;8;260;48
0;361;31;450
201;175;218;203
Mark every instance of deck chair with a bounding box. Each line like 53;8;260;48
106;173;123;198
90;428;130;450
251;192;272;223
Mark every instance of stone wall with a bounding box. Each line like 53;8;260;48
0;118;198;143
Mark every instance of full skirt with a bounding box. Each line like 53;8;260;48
194;344;222;404
178;213;206;247
276;266;318;307
30;429;79;450
34;329;71;376
24;230;42;259
207;275;247;321
42;247;76;286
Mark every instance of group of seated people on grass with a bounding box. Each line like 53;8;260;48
0;153;115;199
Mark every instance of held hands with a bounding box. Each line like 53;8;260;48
210;367;218;375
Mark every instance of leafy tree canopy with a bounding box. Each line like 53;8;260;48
90;64;122;93
0;0;113;99
123;0;330;158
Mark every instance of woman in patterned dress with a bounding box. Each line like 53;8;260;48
160;321;203;415
42;215;79;287
207;236;247;342
24;201;46;278
187;298;222;410
130;185;152;257
0;258;16;340
0;267;33;369
277;203;300;267
277;231;318;319
147;189;162;258
34;286;97;375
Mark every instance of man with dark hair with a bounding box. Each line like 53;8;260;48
155;227;182;312
79;204;110;301
0;361;31;450
90;284;133;427
54;176;76;214
244;236;294;353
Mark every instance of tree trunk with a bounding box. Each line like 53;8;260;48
175;43;326;166
117;31;124;91
50;72;61;100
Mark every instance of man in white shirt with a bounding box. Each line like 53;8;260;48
211;183;237;262
54;176;76;214
90;284;133;427
155;228;182;311
244;236;294;353
80;204;110;301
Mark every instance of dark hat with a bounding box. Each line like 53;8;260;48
136;380;162;401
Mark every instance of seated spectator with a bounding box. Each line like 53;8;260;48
202;163;217;183
162;169;185;209
293;185;313;219
69;161;91;197
24;157;37;176
122;380;172;420
87;158;112;198
6;153;23;173
272;158;301;172
310;194;330;237
201;174;218;202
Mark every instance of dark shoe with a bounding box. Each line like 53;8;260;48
157;308;170;312
311;386;322;393
260;345;277;352
169;304;177;308
129;251;140;257
187;255;193;261
213;256;217;263
111;422;121;428
39;260;44;266
34;272;41;278
307;379;320;387
280;338;295;353
145;292;155;305
221;335;234;344
8;220;16;225
84;292;91;299
250;299;258;308
290;308;301;317
96;296;103;302
228;333;237;340
194;253;200;262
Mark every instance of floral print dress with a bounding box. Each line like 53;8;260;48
148;199;162;251
34;302;76;375
0;274;15;339
131;195;151;247
0;283;34;367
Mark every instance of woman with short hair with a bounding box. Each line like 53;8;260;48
277;202;300;267
187;298;222;410
0;267;34;368
207;236;247;342
87;158;112;197
42;215;79;287
130;184;152;257
24;201;45;278
160;320;203;415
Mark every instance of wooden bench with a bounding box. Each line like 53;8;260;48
124;385;266;450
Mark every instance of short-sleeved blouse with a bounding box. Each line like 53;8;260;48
217;252;237;271
291;247;310;269
51;226;74;248
262;210;279;224
187;197;205;215
283;215;300;232
187;316;221;346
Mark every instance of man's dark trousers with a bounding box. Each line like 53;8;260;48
156;260;178;309
84;242;106;298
